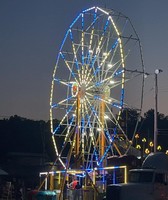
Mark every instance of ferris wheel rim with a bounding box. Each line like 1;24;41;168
50;6;145;169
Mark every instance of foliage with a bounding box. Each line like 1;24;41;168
1;110;168;162
0;115;55;161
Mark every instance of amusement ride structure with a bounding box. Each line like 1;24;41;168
47;6;145;198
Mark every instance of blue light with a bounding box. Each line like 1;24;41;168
103;18;110;32
69;30;80;71
112;39;119;49
93;66;100;76
81;117;85;134
60;52;77;79
53;105;74;135
82;14;84;29
112;102;121;109
98;128;118;165
69;29;73;41
66;96;73;101
52;104;58;108
114;69;124;77
54;125;60;134
90;55;97;68
95;81;102;87
54;78;72;87
113;169;116;184
93;8;97;23
90;106;98;116
94;95;100;100
70;13;82;29
60;29;70;50
85;114;100;169
120;88;124;107
86;52;91;65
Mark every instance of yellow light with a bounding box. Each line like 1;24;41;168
135;133;139;139
142;138;146;143
103;52;108;56
157;145;162;151
136;144;141;149
97;128;101;131
145;148;150;154
107;64;112;68
89;49;93;54
104;115;109;119
110;80;115;84
149;141;154;147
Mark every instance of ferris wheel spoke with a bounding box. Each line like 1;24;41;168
86;39;120;87
69;13;82;29
69;29;82;83
52;95;74;109
102;57;123;81
63;115;76;144
85;96;103;129
86;130;99;168
54;78;72;87
105;104;124;132
95;16;110;54
85;57;97;86
99;39;119;69
93;68;123;88
107;106;129;141
84;49;95;83
53;101;76;134
83;11;99;82
85;136;93;168
60;29;70;50
81;13;85;66
85;19;112;85
60;52;79;85
98;127;119;165
88;7;98;50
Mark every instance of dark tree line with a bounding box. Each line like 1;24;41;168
0;115;55;162
0;109;168;163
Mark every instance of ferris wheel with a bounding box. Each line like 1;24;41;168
50;7;144;170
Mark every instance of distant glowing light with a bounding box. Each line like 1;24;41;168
157;145;162;151
103;52;107;56
104;115;109;119
110;80;115;84
142;138;146;143
89;49;93;54
145;148;150;154
136;144;141;150
108;64;112;68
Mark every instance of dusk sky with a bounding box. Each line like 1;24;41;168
1;0;168;121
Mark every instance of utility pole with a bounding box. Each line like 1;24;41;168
154;69;162;153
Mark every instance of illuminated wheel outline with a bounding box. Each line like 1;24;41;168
50;7;144;169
